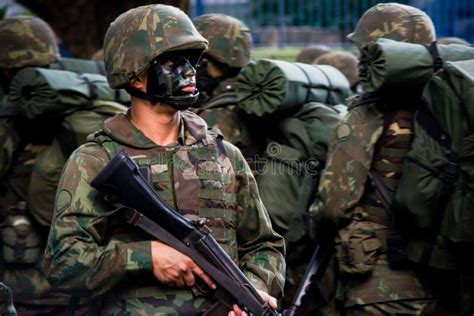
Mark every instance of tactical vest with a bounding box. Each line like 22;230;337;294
90;131;239;261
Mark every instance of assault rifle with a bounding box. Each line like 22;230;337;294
91;151;279;316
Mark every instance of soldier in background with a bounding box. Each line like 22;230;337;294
0;16;71;315
295;44;331;64
193;13;263;168
314;51;361;93
310;3;462;315
437;36;471;46
42;5;284;315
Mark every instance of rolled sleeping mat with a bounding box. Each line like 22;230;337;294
359;38;474;93
50;57;106;75
235;59;351;117
7;67;130;120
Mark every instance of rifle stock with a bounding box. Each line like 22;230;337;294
91;151;278;316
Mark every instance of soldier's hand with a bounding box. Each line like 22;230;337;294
151;241;216;289
228;290;278;316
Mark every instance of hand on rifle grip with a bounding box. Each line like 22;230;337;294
151;241;216;289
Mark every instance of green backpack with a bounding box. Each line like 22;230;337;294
1;67;127;265
393;60;474;270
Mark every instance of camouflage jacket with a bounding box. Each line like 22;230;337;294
42;110;285;312
310;97;384;227
196;77;261;163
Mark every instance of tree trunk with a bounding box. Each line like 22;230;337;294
17;0;191;59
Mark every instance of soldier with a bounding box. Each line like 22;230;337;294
310;3;462;315
0;16;71;315
42;5;285;315
295;44;331;64
193;13;262;164
314;51;360;93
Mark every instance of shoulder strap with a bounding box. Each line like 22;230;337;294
198;92;238;113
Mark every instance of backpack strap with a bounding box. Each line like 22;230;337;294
424;41;444;73
415;101;459;265
197;92;238;113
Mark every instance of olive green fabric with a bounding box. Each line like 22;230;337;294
236;59;351;116
7;67;130;120
393;60;474;269
27;100;127;226
359;38;474;93
50;57;106;75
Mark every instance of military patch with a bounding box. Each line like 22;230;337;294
336;123;351;142
56;189;72;213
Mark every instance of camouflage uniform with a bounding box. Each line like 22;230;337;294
0;16;71;315
43;110;285;314
42;5;285;315
310;4;461;315
193;14;262;166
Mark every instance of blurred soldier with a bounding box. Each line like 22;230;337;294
193;13;262;164
437;36;471;46
295;44;331;64
42;5;284;315
0;16;71;315
310;3;462;315
314;51;361;93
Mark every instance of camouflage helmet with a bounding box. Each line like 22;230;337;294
193;13;252;68
295;44;331;64
0;16;60;69
348;3;436;46
314;51;359;88
103;4;208;89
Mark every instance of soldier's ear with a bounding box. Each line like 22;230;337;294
130;72;147;91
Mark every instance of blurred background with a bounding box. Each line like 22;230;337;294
1;0;472;61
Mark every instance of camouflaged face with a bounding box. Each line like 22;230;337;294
193;14;252;68
347;3;436;46
315;51;360;88
0;16;59;69
104;4;208;89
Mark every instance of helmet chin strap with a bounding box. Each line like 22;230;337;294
125;86;199;111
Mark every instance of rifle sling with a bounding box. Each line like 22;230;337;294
119;206;270;315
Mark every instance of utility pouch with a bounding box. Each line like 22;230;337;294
2;206;41;264
336;220;381;276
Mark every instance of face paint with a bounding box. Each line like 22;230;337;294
196;57;221;96
159;56;197;96
125;50;203;110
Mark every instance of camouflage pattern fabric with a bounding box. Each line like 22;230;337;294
314;51;360;90
196;77;261;168
193;13;252;68
310;99;384;228
0;16;59;69
347;3;436;47
43;110;285;314
0;282;16;315
103;4;208;89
